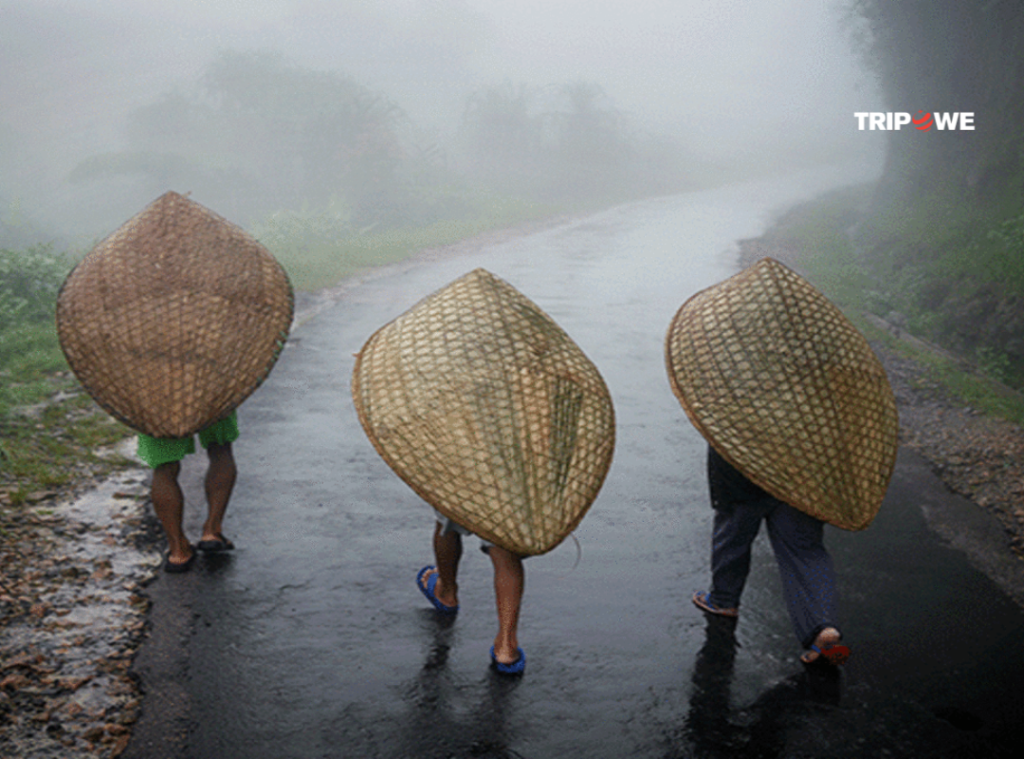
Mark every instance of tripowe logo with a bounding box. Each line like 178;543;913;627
854;112;975;131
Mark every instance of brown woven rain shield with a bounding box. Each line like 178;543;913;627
352;268;616;556
665;257;898;531
56;191;294;439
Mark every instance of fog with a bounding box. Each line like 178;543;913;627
1;0;887;246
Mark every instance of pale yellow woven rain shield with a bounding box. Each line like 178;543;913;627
352;268;616;556
56;191;294;439
665;257;898;531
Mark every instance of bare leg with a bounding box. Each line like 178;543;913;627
201;442;236;543
151;461;192;565
488;545;524;664
420;522;462;609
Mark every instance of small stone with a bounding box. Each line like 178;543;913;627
25;490;57;503
90;566;114;581
110;733;131;757
1;673;32;690
82;725;106;741
59;675;93;691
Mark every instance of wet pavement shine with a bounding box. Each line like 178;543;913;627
124;170;1024;759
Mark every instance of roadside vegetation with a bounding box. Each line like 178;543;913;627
255;193;552;291
0;245;134;506
758;184;1024;426
0;199;558;505
847;0;1024;396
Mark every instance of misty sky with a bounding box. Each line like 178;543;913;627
3;0;885;143
2;0;887;237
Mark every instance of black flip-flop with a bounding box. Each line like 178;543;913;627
197;534;235;552
164;550;196;573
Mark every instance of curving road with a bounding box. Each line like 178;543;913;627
124;168;1024;759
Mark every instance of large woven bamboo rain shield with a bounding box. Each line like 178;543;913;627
56;191;294;439
665;258;898;531
352;268;616;556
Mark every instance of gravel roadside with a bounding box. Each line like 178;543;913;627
1;442;158;759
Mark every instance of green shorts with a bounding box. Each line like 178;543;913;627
136;411;240;469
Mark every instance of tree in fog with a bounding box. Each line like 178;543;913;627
72;51;413;227
201;51;407;223
545;82;633;199
458;82;544;197
458;79;648;203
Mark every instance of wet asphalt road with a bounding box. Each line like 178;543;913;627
124;170;1024;759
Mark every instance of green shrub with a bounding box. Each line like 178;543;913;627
0;244;67;331
250;198;354;258
984;212;1024;296
1;245;71;417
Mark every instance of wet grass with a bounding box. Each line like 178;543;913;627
1;376;135;505
262;196;555;292
2;242;137;504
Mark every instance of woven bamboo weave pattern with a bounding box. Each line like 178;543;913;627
665;257;897;531
352;268;615;556
56;191;293;439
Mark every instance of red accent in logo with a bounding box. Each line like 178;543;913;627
912;111;933;131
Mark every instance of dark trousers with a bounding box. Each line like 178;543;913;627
706;447;839;648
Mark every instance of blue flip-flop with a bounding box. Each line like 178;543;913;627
490;646;526;676
416;566;458;614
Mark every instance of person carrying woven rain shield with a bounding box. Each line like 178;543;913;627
55;191;294;573
666;258;898;667
353;268;615;675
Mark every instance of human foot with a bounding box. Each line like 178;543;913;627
416;566;458;613
692;590;739;618
801;627;850;665
197;533;235;552
490;645;525;675
163;546;196;573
